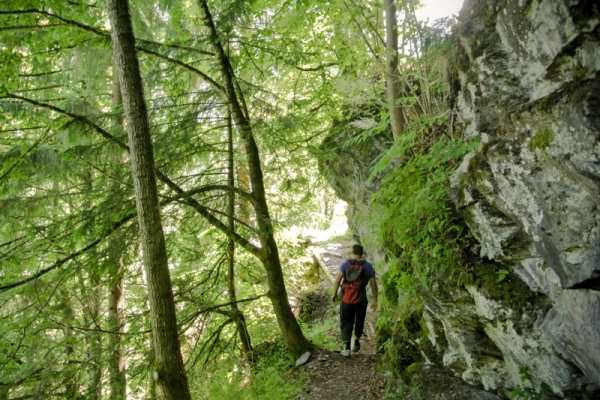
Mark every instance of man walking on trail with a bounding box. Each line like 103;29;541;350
331;244;378;357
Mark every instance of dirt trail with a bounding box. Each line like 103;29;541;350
292;237;387;400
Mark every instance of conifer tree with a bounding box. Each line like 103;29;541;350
106;0;191;398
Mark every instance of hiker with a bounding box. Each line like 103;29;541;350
331;244;378;357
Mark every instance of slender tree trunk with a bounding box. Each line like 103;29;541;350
107;243;127;399
107;62;127;400
106;1;191;399
80;169;103;400
226;111;254;363
86;261;103;400
0;385;8;400
384;0;404;141
198;0;312;358
236;161;251;225
60;290;78;399
107;254;126;399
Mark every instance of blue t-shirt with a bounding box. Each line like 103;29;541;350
340;259;376;280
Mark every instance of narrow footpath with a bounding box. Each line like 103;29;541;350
292;238;387;399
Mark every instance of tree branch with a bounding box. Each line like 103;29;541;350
0;212;135;293
26;294;267;335
0;9;214;55
0;127;50;183
3;94;130;152
0;9;220;95
156;170;263;259
179;294;268;326
238;40;338;72
134;46;225;97
165;184;255;207
0;24;66;31
2;94;264;259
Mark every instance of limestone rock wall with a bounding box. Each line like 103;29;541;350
319;0;600;398
451;0;600;396
319;130;390;265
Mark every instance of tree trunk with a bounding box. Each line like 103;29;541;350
60;289;78;399
106;1;191;399
226;111;254;364
384;0;404;141
86;260;103;400
198;0;312;358
107;61;127;400
107;254;126;400
0;385;8;400
81;170;102;400
236;161;251;225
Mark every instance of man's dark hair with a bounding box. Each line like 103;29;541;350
352;244;364;256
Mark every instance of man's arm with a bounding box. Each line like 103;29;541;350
331;271;344;301
369;278;378;311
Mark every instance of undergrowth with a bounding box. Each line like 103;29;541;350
191;338;304;399
509;366;551;400
370;131;479;365
372;134;478;296
298;285;340;350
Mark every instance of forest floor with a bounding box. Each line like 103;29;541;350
290;236;388;400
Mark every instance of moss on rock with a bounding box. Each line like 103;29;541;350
529;128;554;151
472;262;536;313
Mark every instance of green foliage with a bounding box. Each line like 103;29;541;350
509;366;551;400
1;0;341;395
496;269;510;282
372;135;478;295
378;297;426;370
0;0;471;397
344;110;391;148
471;262;536;313
537;96;553;113
573;66;590;80
529;129;554;150
297;286;339;349
302;312;339;349
191;340;304;399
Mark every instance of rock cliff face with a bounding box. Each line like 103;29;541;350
452;0;600;396
319;129;390;265
320;0;600;397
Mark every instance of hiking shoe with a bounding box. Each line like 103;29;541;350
352;344;361;353
341;349;351;357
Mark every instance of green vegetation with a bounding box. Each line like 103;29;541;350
318;3;483;378
529;128;554;150
573;66;590;80
191;341;305;399
299;288;342;350
537;96;554;113
372;133;478;369
496;269;510;282
472;262;535;312
509;366;551;400
0;0;345;396
1;0;542;397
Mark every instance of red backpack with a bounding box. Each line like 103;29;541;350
342;259;365;304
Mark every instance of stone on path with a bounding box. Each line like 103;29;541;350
295;351;311;367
